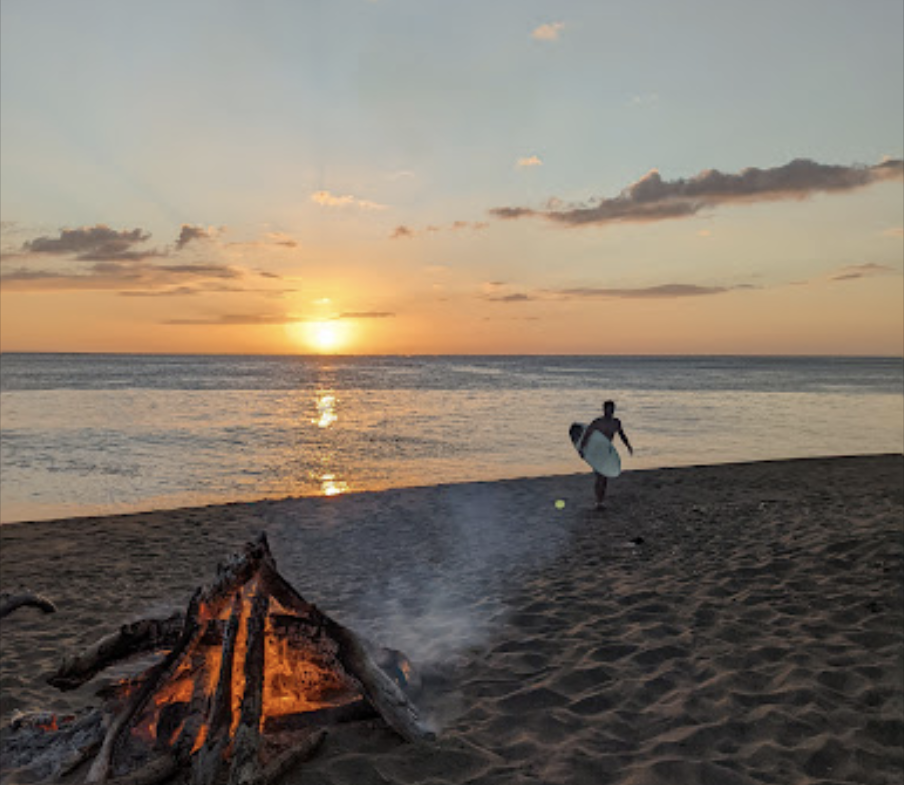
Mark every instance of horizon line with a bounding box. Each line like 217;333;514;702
1;350;902;360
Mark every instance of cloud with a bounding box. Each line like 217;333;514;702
485;293;536;302
488;158;904;228
311;190;388;211
517;155;543;168
263;232;298;248
392;225;415;239
119;287;200;298
829;263;898;282
481;282;747;302
532;22;564;41
223;231;300;250
336;311;395;319
390;221;488;239
554;284;733;298
491;283;753;301
164;313;301;326
0;258;270;294
175;225;214;249
20;224;163;261
630;93;660;107
166;310;395;326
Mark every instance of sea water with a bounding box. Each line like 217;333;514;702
1;354;901;524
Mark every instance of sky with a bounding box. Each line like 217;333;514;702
1;0;902;356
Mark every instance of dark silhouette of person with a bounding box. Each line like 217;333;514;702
578;400;633;510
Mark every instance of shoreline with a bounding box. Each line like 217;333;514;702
2;451;901;529
2;454;902;784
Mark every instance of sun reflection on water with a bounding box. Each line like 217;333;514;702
310;391;347;495
313;393;338;428
319;474;349;496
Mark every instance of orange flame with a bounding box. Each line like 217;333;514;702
119;579;360;753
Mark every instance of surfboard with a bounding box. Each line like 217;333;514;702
569;422;622;478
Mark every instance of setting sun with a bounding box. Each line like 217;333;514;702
302;321;349;354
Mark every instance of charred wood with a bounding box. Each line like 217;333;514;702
86;591;203;783
262;701;375;734
4;533;433;785
0;708;107;785
103;753;178;785
226;590;270;785
48;613;184;691
254;729;325;785
189;592;243;785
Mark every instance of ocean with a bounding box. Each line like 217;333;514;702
1;354;901;524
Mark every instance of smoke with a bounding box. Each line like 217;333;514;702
340;483;573;729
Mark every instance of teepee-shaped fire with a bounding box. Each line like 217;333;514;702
41;534;432;785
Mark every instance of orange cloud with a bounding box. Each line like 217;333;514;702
532;22;564;41
311;191;387;211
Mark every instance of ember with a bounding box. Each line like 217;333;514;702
4;534;431;785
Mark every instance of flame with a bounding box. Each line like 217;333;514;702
262;618;358;718
116;579;360;755
229;588;252;739
37;716;58;732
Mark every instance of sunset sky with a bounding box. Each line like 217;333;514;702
1;0;902;356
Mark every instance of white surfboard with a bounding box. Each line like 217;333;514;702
569;422;622;478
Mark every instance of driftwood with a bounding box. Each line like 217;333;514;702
6;533;432;785
49;613;183;691
0;590;57;619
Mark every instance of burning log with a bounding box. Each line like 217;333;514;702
5;533;432;785
226;589;269;785
0;590;57;619
85;591;206;784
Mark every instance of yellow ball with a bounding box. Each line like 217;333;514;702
555;499;566;510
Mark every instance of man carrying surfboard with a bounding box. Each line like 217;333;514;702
577;400;633;510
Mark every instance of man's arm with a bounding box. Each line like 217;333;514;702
578;420;600;454
618;426;633;455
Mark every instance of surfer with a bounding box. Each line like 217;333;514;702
579;400;633;510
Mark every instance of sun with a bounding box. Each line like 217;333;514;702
299;320;349;354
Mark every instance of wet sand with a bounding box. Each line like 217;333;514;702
2;455;902;784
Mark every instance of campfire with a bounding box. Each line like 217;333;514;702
1;534;432;785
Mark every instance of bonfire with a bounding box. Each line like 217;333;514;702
1;534;432;785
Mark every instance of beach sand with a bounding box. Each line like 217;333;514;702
1;454;902;784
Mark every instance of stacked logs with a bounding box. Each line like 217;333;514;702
3;534;432;785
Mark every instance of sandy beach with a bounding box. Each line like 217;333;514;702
1;454;902;784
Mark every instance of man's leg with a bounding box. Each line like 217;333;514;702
594;473;608;509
